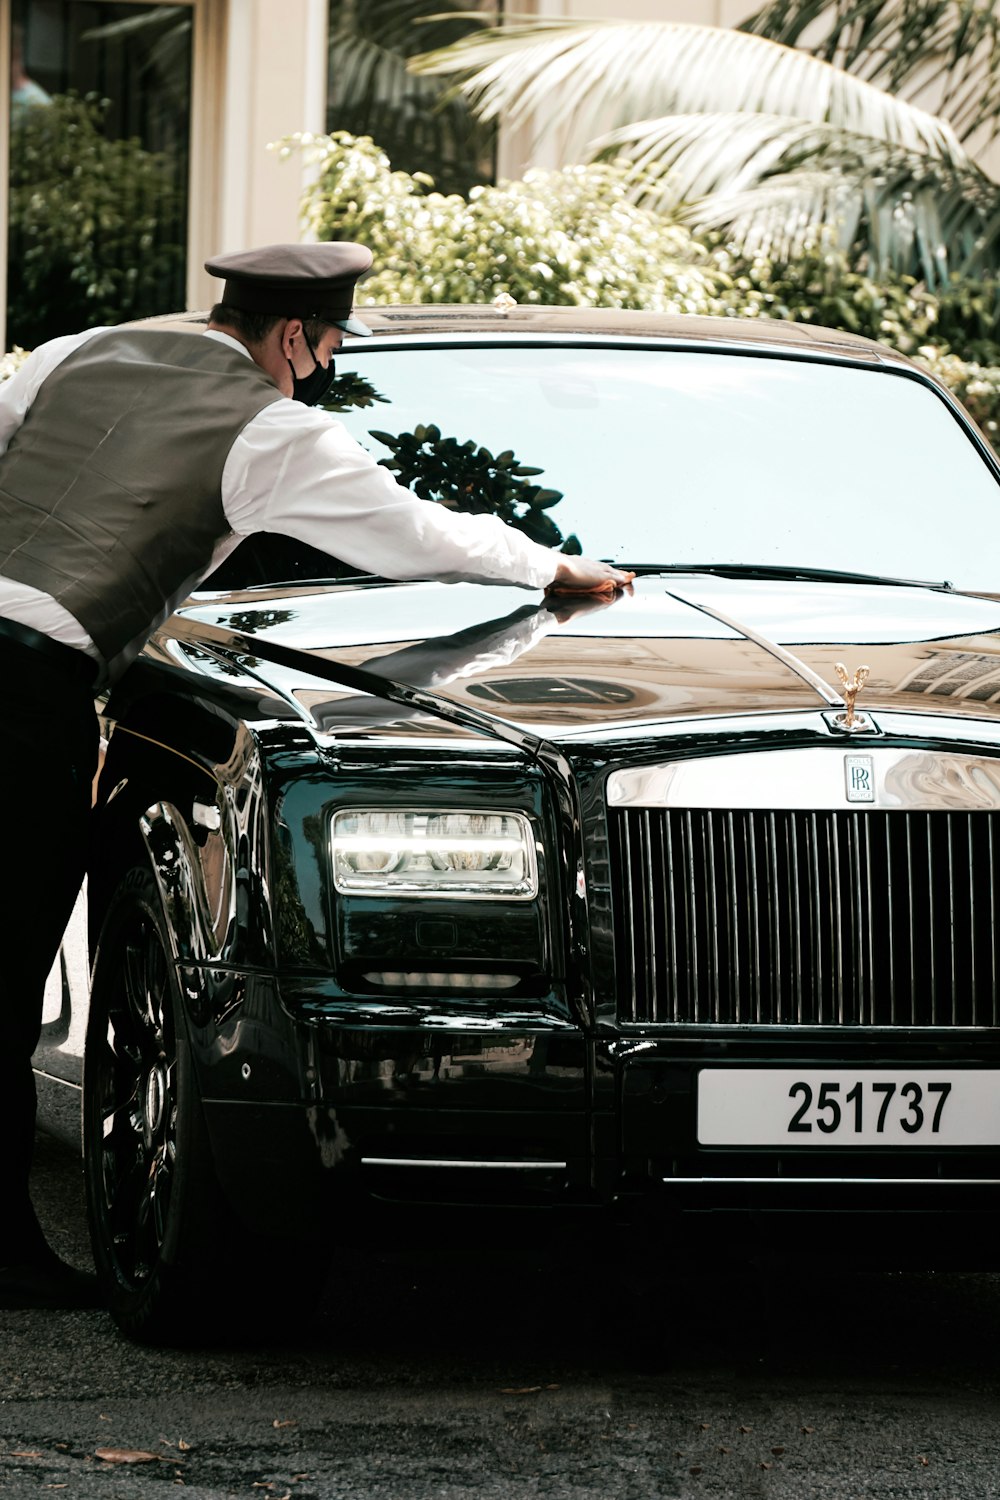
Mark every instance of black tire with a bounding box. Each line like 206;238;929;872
83;867;225;1344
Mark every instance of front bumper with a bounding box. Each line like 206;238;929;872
609;1033;1000;1216
188;968;1000;1258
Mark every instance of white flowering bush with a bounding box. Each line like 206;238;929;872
912;347;1000;447
0;347;29;382
283;130;737;313
279;131;1000;441
286;132;943;334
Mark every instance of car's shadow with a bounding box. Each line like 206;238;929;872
317;1227;1000;1389
29;1127;1000;1387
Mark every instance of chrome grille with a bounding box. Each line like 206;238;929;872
610;809;999;1027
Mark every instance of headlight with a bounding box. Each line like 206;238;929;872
331;809;537;899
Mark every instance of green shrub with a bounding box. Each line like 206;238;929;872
7;93;184;345
709;247;940;354
930;281;1000;365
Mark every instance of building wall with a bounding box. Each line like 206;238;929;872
203;0;327;309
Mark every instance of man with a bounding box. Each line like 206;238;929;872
0;242;632;1309
10;24;52;114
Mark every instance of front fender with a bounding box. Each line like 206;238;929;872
141;798;235;970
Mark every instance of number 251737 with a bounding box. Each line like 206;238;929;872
787;1079;952;1135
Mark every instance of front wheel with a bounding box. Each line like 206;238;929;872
83;868;224;1343
84;865;333;1343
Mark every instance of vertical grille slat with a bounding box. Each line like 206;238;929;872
927;817;938;1025
905;815;917;1026
706;811;720;1024
886;815;897;1026
790;817;803;1025
664;813;680;1025
611;808;1000;1028
621;811;639;1023
830;817;844;1026
809;813;824;1025
724;812;739;1023
969;819;977;1025
747;814;762;1024
683;812;700;1020
948;815;957;1027
991;818;998;1027
643;810;659;1025
767;812;780;1024
848;815;864;1025
864;818;876;1027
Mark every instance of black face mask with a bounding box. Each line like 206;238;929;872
288;329;337;406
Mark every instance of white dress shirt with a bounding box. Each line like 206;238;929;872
0;327;560;662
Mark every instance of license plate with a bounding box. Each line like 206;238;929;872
697;1069;1000;1146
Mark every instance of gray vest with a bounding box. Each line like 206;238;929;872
0;327;283;673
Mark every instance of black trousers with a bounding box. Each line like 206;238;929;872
0;634;98;1258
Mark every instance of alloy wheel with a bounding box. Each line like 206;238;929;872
92;913;178;1289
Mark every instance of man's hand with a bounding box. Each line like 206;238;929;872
547;556;635;596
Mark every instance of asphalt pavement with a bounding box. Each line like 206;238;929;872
1;1128;999;1499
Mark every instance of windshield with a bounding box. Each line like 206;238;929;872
329;343;1000;591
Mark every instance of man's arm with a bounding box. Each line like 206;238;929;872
222;403;634;595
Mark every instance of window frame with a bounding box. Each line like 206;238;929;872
0;0;204;351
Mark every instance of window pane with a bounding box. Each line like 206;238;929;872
325;0;497;195
7;1;191;345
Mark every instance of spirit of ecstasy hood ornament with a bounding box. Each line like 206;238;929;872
834;662;871;730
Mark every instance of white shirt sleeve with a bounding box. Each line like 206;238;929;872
221;399;560;591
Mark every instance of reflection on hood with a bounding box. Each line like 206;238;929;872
308;596;615;732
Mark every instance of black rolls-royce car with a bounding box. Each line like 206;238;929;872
33;305;1000;1340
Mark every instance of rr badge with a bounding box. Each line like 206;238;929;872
845;754;875;803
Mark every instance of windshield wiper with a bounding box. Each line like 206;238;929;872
616;562;955;591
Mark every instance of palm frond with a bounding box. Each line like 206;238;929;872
333;29;419;114
332;0;491;57
412;19;965;164
688;168;866;265
685;134;997;284
592;112;852;214
328;0;495;192
79;12;182;44
744;1;1000;146
331;29;481;142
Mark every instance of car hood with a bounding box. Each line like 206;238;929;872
175;574;1000;742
